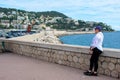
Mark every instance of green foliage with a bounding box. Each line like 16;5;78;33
35;11;68;18
0;24;5;29
8;25;14;29
0;24;14;29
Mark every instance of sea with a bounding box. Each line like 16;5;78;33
59;31;120;49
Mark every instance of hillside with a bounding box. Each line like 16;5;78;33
0;7;67;19
0;7;114;31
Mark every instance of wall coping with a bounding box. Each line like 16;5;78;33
1;39;120;58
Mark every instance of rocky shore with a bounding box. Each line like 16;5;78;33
54;30;94;37
9;31;61;44
10;30;94;44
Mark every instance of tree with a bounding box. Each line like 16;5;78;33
9;25;14;29
0;24;5;29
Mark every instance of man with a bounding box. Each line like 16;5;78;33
84;26;104;76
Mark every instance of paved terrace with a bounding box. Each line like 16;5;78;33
0;53;118;80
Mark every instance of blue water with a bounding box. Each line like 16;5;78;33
59;31;120;49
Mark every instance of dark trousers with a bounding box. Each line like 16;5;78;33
89;47;102;72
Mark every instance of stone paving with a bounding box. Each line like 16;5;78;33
0;53;118;80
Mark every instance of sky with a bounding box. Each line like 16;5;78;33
0;0;120;30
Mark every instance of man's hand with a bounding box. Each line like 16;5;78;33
89;47;94;54
90;46;95;50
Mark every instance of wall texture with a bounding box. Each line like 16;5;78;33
0;39;120;78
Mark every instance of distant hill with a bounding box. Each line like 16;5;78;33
35;11;68;18
0;7;68;18
0;7;114;31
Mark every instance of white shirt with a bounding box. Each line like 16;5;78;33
91;32;104;51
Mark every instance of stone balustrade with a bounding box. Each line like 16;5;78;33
0;39;120;79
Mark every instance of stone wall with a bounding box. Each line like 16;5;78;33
0;39;120;79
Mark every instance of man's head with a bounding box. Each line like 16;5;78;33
94;26;102;33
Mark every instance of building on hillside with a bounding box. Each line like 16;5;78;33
85;28;89;31
74;20;79;25
1;20;10;28
21;24;28;29
86;21;94;27
12;11;16;15
0;12;4;18
8;15;14;18
46;17;62;23
65;18;73;23
18;16;25;20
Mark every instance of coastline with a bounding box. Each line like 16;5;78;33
54;30;94;37
9;30;94;44
54;30;117;37
54;31;94;44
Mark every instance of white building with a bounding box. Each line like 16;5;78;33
1;20;10;28
12;11;16;15
0;12;4;18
